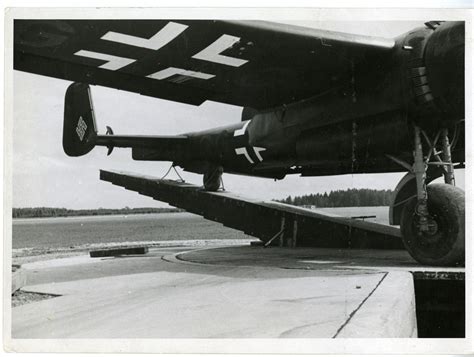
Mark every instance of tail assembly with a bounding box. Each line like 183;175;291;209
63;82;97;156
62;82;189;161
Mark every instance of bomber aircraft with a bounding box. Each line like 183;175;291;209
14;20;465;266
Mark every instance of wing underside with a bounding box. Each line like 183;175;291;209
14;20;395;110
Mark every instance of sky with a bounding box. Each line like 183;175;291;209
11;20;465;209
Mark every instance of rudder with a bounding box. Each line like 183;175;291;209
63;82;97;156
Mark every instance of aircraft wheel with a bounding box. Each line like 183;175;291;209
400;183;464;266
203;166;223;191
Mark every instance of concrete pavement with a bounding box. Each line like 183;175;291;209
8;244;433;339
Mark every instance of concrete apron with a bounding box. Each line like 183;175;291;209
168;249;418;338
12;248;417;339
336;271;417;338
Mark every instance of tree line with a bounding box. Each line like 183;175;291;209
12;207;183;218
14;188;393;217
276;188;394;207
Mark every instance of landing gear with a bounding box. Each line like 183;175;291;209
398;125;464;266
203;165;223;191
401;184;464;266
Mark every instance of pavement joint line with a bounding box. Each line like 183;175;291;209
332;271;389;338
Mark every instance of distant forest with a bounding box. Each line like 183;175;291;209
276;188;394;207
12;207;183;219
14;188;393;218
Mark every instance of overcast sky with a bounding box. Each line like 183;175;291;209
12;20;465;209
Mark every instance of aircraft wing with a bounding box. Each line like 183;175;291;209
14;20;395;110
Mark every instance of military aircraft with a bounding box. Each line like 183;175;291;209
14;20;465;266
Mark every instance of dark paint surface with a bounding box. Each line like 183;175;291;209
14;20;465;180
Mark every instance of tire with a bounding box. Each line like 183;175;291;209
203;166;223;191
400;183;465;266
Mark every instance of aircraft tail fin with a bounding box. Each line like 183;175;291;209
63;82;189;160
63;82;98;157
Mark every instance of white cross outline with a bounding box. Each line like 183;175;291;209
233;120;250;137
235;147;254;164
192;34;248;67
147;67;215;81
235;146;266;164
101;22;188;50
253;147;266;162
74;50;136;71
76;22;252;82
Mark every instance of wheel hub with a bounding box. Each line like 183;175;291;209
414;214;440;242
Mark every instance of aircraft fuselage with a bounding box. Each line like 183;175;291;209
131;21;464;180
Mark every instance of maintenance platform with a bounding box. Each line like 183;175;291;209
100;170;403;250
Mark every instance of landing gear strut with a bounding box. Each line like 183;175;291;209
400;125;464;266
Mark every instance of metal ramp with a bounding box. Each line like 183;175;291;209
100;170;404;250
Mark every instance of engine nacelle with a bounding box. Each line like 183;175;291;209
398;21;465;130
424;21;465;122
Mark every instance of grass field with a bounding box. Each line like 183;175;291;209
12;212;249;250
12;207;390;251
